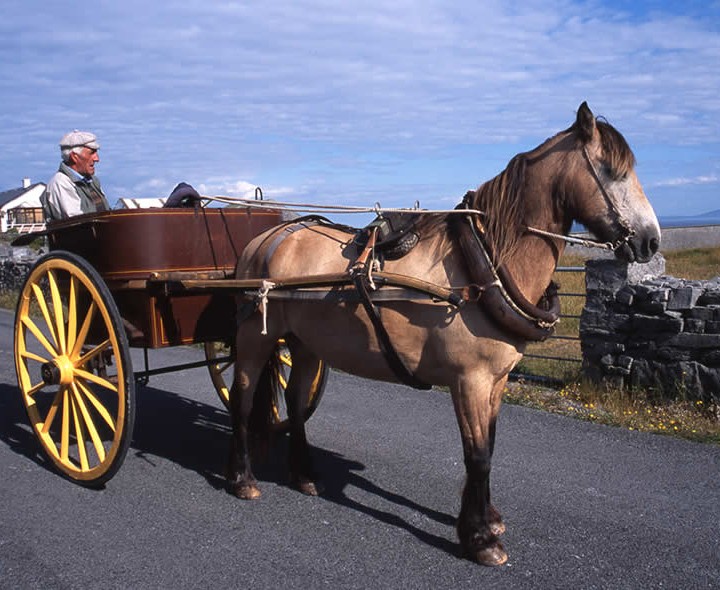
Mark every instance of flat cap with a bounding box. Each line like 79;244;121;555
59;130;100;150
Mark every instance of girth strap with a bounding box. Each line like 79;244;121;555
351;271;432;390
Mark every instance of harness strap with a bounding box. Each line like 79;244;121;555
351;270;432;390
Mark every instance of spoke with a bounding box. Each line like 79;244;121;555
70;301;96;359
30;283;59;349
70;392;89;470
41;389;64;435
275;369;288;389
66;276;78;355
22;316;59;359
21;349;50;364
26;380;48;397
76;340;111;366
279;353;292;368
47;270;67;355
61;388;70;463
216;360;234;375
71;383;106;463
76;380;116;433
75;368;118;393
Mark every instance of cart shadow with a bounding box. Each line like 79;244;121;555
0;381;456;557
134;385;458;556
0;382;49;470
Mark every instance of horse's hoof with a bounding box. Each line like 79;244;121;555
294;478;324;496
231;483;262;500
469;541;508;567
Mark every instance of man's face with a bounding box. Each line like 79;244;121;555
70;147;100;177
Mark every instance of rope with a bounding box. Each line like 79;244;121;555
258;280;276;335
200;193;617;251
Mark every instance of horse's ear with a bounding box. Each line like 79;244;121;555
575;101;596;143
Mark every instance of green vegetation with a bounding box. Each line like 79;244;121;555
664;246;720;280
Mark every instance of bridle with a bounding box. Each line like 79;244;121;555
524;145;635;252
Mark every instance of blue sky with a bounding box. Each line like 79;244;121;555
1;0;719;220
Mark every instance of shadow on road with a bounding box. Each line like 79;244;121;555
1;380;457;556
0;382;46;470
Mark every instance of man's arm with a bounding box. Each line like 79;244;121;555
44;173;84;219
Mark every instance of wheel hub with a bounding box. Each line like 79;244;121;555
41;356;76;386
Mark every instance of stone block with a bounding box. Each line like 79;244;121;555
631;314;683;335
697;291;720;305
584;254;665;294
615;286;634;307
687;307;714;321
701;350;720;367
705;321;720;334
684;319;706;333
667;333;720;349
615;355;633;375
667;286;703;310
657;347;692;362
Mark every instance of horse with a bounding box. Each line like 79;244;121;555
225;102;660;566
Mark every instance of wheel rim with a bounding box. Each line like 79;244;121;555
204;340;325;430
14;254;133;483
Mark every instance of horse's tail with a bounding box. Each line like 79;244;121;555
248;358;277;459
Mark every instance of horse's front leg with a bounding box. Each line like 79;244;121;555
451;374;509;566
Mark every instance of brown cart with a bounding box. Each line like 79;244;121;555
12;206;327;486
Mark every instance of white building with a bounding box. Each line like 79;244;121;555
0;178;46;233
116;197;167;209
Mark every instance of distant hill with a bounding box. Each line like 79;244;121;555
699;209;720;217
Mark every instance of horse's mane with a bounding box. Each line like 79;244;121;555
594;118;636;180
415;115;635;267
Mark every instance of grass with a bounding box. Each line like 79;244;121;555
0;291;18;310
505;379;720;444
664;246;720;280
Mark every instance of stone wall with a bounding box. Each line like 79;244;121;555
581;254;720;403
0;239;42;291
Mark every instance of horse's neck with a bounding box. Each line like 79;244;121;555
502;235;564;304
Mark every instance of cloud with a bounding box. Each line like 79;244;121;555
0;0;719;217
651;175;719;187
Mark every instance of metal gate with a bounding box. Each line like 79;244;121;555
512;265;586;384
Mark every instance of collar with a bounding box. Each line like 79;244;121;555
59;161;92;183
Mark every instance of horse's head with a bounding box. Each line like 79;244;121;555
568;102;660;263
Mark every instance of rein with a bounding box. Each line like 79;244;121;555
201;181;628;253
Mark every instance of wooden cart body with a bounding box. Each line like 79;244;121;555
43;207;284;348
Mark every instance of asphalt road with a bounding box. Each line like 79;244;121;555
1;307;718;589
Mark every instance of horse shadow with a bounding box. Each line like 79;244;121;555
0;380;457;556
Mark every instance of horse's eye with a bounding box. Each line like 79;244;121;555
602;163;626;182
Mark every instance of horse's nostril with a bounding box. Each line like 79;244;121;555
649;237;660;254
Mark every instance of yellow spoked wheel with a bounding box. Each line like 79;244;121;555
14;252;134;487
204;340;327;432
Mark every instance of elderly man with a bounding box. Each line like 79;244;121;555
42;130;111;220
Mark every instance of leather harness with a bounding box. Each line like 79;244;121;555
231;210;560;390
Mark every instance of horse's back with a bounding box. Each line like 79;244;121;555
238;219;358;279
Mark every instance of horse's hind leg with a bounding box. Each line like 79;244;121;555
226;330;278;500
452;374;508;566
285;336;323;496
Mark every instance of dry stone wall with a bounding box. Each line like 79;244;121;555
0;245;36;292
581;254;720;403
